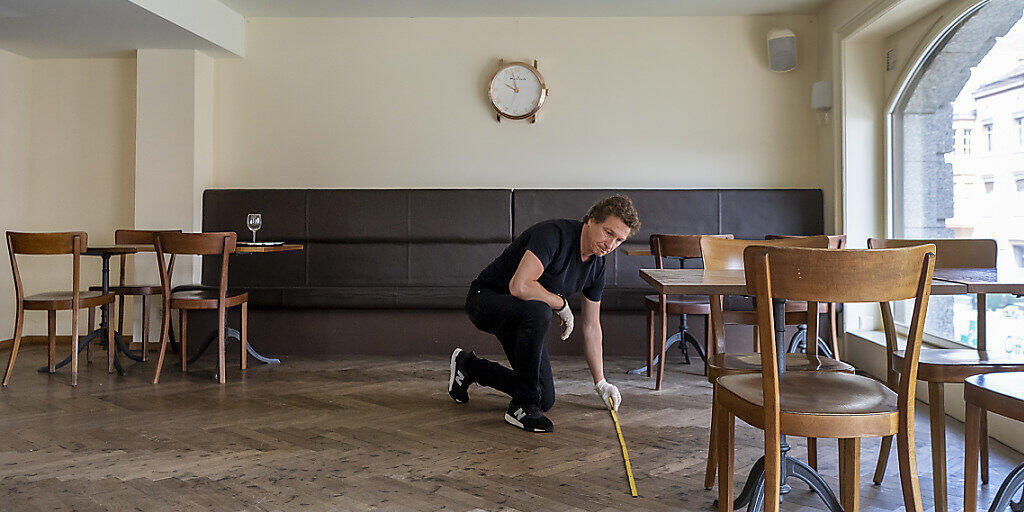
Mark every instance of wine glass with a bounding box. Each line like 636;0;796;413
246;213;262;243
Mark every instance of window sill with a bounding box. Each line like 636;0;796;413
846;329;970;350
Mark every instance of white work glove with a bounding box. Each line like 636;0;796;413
554;297;574;340
595;378;621;411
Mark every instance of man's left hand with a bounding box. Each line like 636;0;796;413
595;378;621;411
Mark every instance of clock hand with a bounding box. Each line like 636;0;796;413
505;82;517;92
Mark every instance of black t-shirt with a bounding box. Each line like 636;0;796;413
475;219;606;302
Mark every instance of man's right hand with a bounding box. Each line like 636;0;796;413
555;297;574;340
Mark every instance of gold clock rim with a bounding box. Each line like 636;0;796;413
488;61;548;121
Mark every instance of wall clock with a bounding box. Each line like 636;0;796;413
488;59;548;123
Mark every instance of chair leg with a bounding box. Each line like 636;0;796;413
873;435;893;484
3;307;25;387
47;310;57;373
981;411;989;485
716;400;735;512
839;438;861;512
72;301;81;387
656;299;667;390
763;428;781;512
179;309;188;372
217;306;226;384
752;325;759;352
807;437;818;471
705;384;718;489
140;295;149;362
897;419;924;512
153;304;171;385
86;307;94;364
103;307;112;379
646;309;654;378
965;402;981;512
702;314;710;376
929;382;947;512
240;301;248;371
116;294;125;342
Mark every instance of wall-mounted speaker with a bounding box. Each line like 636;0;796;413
767;28;797;72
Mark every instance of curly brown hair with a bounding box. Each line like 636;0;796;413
582;195;641;237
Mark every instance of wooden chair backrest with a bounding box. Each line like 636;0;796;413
649;234;733;269
7;231;87;255
114;229;183;285
868;238;995;269
765;234;847;249
6;231;88;308
155;232;237;256
154;232;237;306
742;245;935;480
700;235;830;271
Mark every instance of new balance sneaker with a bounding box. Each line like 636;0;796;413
504;402;554;433
448;348;476;404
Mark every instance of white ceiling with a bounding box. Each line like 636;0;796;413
0;0;236;58
218;0;830;17
0;0;829;59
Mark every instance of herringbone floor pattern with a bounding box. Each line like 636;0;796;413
0;344;1019;511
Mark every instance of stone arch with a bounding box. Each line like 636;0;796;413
894;0;1023;238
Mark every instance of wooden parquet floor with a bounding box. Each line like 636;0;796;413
0;344;1020;511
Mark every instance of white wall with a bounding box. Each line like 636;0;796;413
0;58;136;338
0;49;32;340
214;16;823;193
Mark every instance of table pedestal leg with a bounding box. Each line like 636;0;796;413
187;326;280;365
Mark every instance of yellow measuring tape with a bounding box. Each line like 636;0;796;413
608;399;638;497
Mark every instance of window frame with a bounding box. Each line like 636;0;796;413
887;0;992;349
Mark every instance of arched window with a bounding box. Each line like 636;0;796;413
891;0;1024;351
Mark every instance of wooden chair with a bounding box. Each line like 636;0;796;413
701;235;853;489
765;235;847;359
965;372;1024;512
88;229;182;362
152;232;248;384
646;234;733;389
4;232;115;387
868;238;1023;512
716;244;935;512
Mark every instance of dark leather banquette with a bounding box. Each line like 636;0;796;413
195;188;822;356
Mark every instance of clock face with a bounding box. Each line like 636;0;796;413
488;63;546;119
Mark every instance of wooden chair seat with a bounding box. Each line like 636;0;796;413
965;372;1024;511
89;284;162;295
966;372;1024;421
170;289;248;310
717;372;898;438
707;353;852;381
892;349;1024;383
643;294;711;315
24;290;114;311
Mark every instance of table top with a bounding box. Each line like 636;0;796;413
84;245;141;256
932;267;1024;295
235;243;304;253
84;243;305;255
639;268;970;296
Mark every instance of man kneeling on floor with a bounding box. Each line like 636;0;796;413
448;195;641;433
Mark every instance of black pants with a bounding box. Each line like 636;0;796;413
465;281;555;412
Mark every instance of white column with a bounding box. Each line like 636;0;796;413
133;49;214;344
